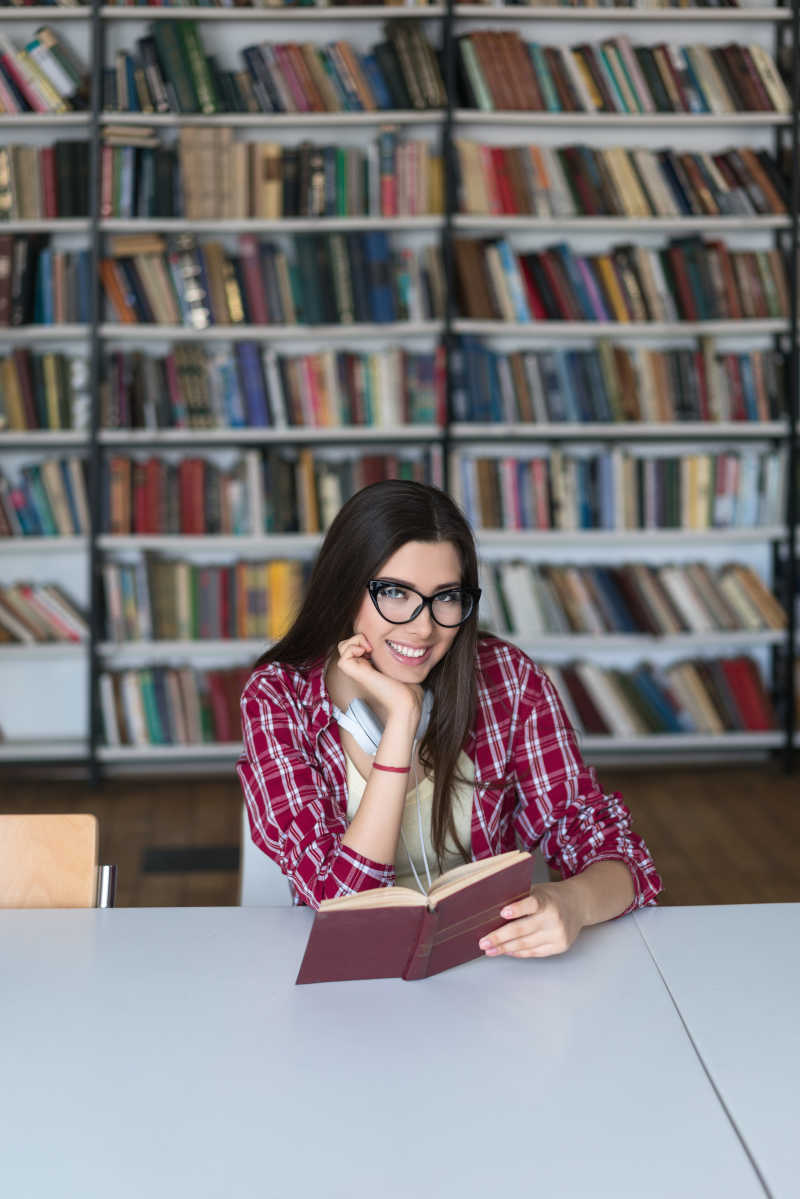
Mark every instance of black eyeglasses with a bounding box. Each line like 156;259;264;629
367;579;481;628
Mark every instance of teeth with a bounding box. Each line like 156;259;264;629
387;641;427;659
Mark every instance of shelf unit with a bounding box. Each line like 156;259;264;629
0;1;797;773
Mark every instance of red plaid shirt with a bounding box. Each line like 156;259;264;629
238;635;662;911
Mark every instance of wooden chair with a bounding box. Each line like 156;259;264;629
0;814;116;909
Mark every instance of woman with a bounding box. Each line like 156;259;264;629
238;479;661;959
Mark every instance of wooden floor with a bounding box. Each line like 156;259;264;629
2;761;799;907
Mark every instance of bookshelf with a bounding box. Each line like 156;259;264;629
0;1;796;774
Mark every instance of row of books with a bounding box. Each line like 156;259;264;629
454;140;787;220
102;343;444;430
77;1;748;9
452;337;785;424
451;445;786;530
1;348;87;432
544;655;777;736
102;555;308;642
101;231;444;327
0;26;87;115
479;559;786;640
453;235;789;323
0;236;90;327
0;581;88;644
99;664;251;748
0;142;90;222
104;18;445;115
457;33;790;115
101;445;442;535
0;455;89;537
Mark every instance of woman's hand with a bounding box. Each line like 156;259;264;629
478;882;585;959
335;633;423;726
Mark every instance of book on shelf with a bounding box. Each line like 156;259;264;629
455;33;790;116
0;581;88;645
0;26;88;115
99;663;251;749
0;142;90;221
102;18;444;117
453;235;789;324
542;654;777;739
99;231;444;327
296;849;534;985
0;234;91;327
1;348;88;432
453;139;788;220
100;343;444;431
451;335;784;425
477;560;785;641
0;455;89;538
451;444;786;532
101;554;310;644
100;445;442;536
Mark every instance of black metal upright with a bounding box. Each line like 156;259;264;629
86;0;105;785
440;0;457;495
785;0;800;770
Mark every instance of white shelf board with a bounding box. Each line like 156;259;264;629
1;220;91;234
0;114;90;127
0;6;91;18
453;4;789;20
452;319;788;338
452;111;791;127
0;431;89;447
583;732;784;752
452;215;791;233
98;640;268;658
0;643;86;662
101;5;445;19
450;421;788;440
96;533;323;552
475;527;787;547
101;216;445;233
512;631;785;652
99;111;444;127
98;425;443;444
0;739;87;762
0;536;88;553
0;325;89;343
97;742;244;762
98;321;443;341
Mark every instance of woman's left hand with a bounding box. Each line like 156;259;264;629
478;882;585;958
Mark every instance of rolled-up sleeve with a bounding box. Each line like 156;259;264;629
511;664;662;912
238;671;395;909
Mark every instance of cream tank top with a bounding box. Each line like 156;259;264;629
344;750;475;891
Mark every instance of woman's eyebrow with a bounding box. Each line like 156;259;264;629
376;576;462;591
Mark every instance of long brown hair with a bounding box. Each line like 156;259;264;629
256;479;480;867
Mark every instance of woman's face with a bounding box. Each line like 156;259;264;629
352;540;464;683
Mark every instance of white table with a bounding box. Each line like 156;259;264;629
635;904;800;1199
0;906;764;1198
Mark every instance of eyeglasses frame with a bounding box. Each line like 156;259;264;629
366;578;481;628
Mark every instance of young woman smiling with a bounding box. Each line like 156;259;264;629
238;480;661;959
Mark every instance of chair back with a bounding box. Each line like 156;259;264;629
239;805;294;905
0;813;107;909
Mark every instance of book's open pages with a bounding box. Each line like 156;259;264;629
318;850;531;912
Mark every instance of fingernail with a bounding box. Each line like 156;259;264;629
479;938;490;950
501;907;513;918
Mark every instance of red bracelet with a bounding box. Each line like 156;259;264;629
372;762;411;774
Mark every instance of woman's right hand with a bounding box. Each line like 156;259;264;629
335;633;423;727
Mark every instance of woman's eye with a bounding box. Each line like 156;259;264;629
380;586;407;600
437;590;460;605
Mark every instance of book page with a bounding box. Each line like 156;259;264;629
426;850;531;905
319;886;426;913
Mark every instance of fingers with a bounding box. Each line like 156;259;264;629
337;633;373;665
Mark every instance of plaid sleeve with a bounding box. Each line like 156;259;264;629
511;662;662;913
237;671;396;909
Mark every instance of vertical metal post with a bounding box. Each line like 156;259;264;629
786;0;800;770
86;0;105;786
440;0;456;495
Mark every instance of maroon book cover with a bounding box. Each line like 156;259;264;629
296;853;534;984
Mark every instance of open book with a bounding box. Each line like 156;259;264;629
295;850;534;984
